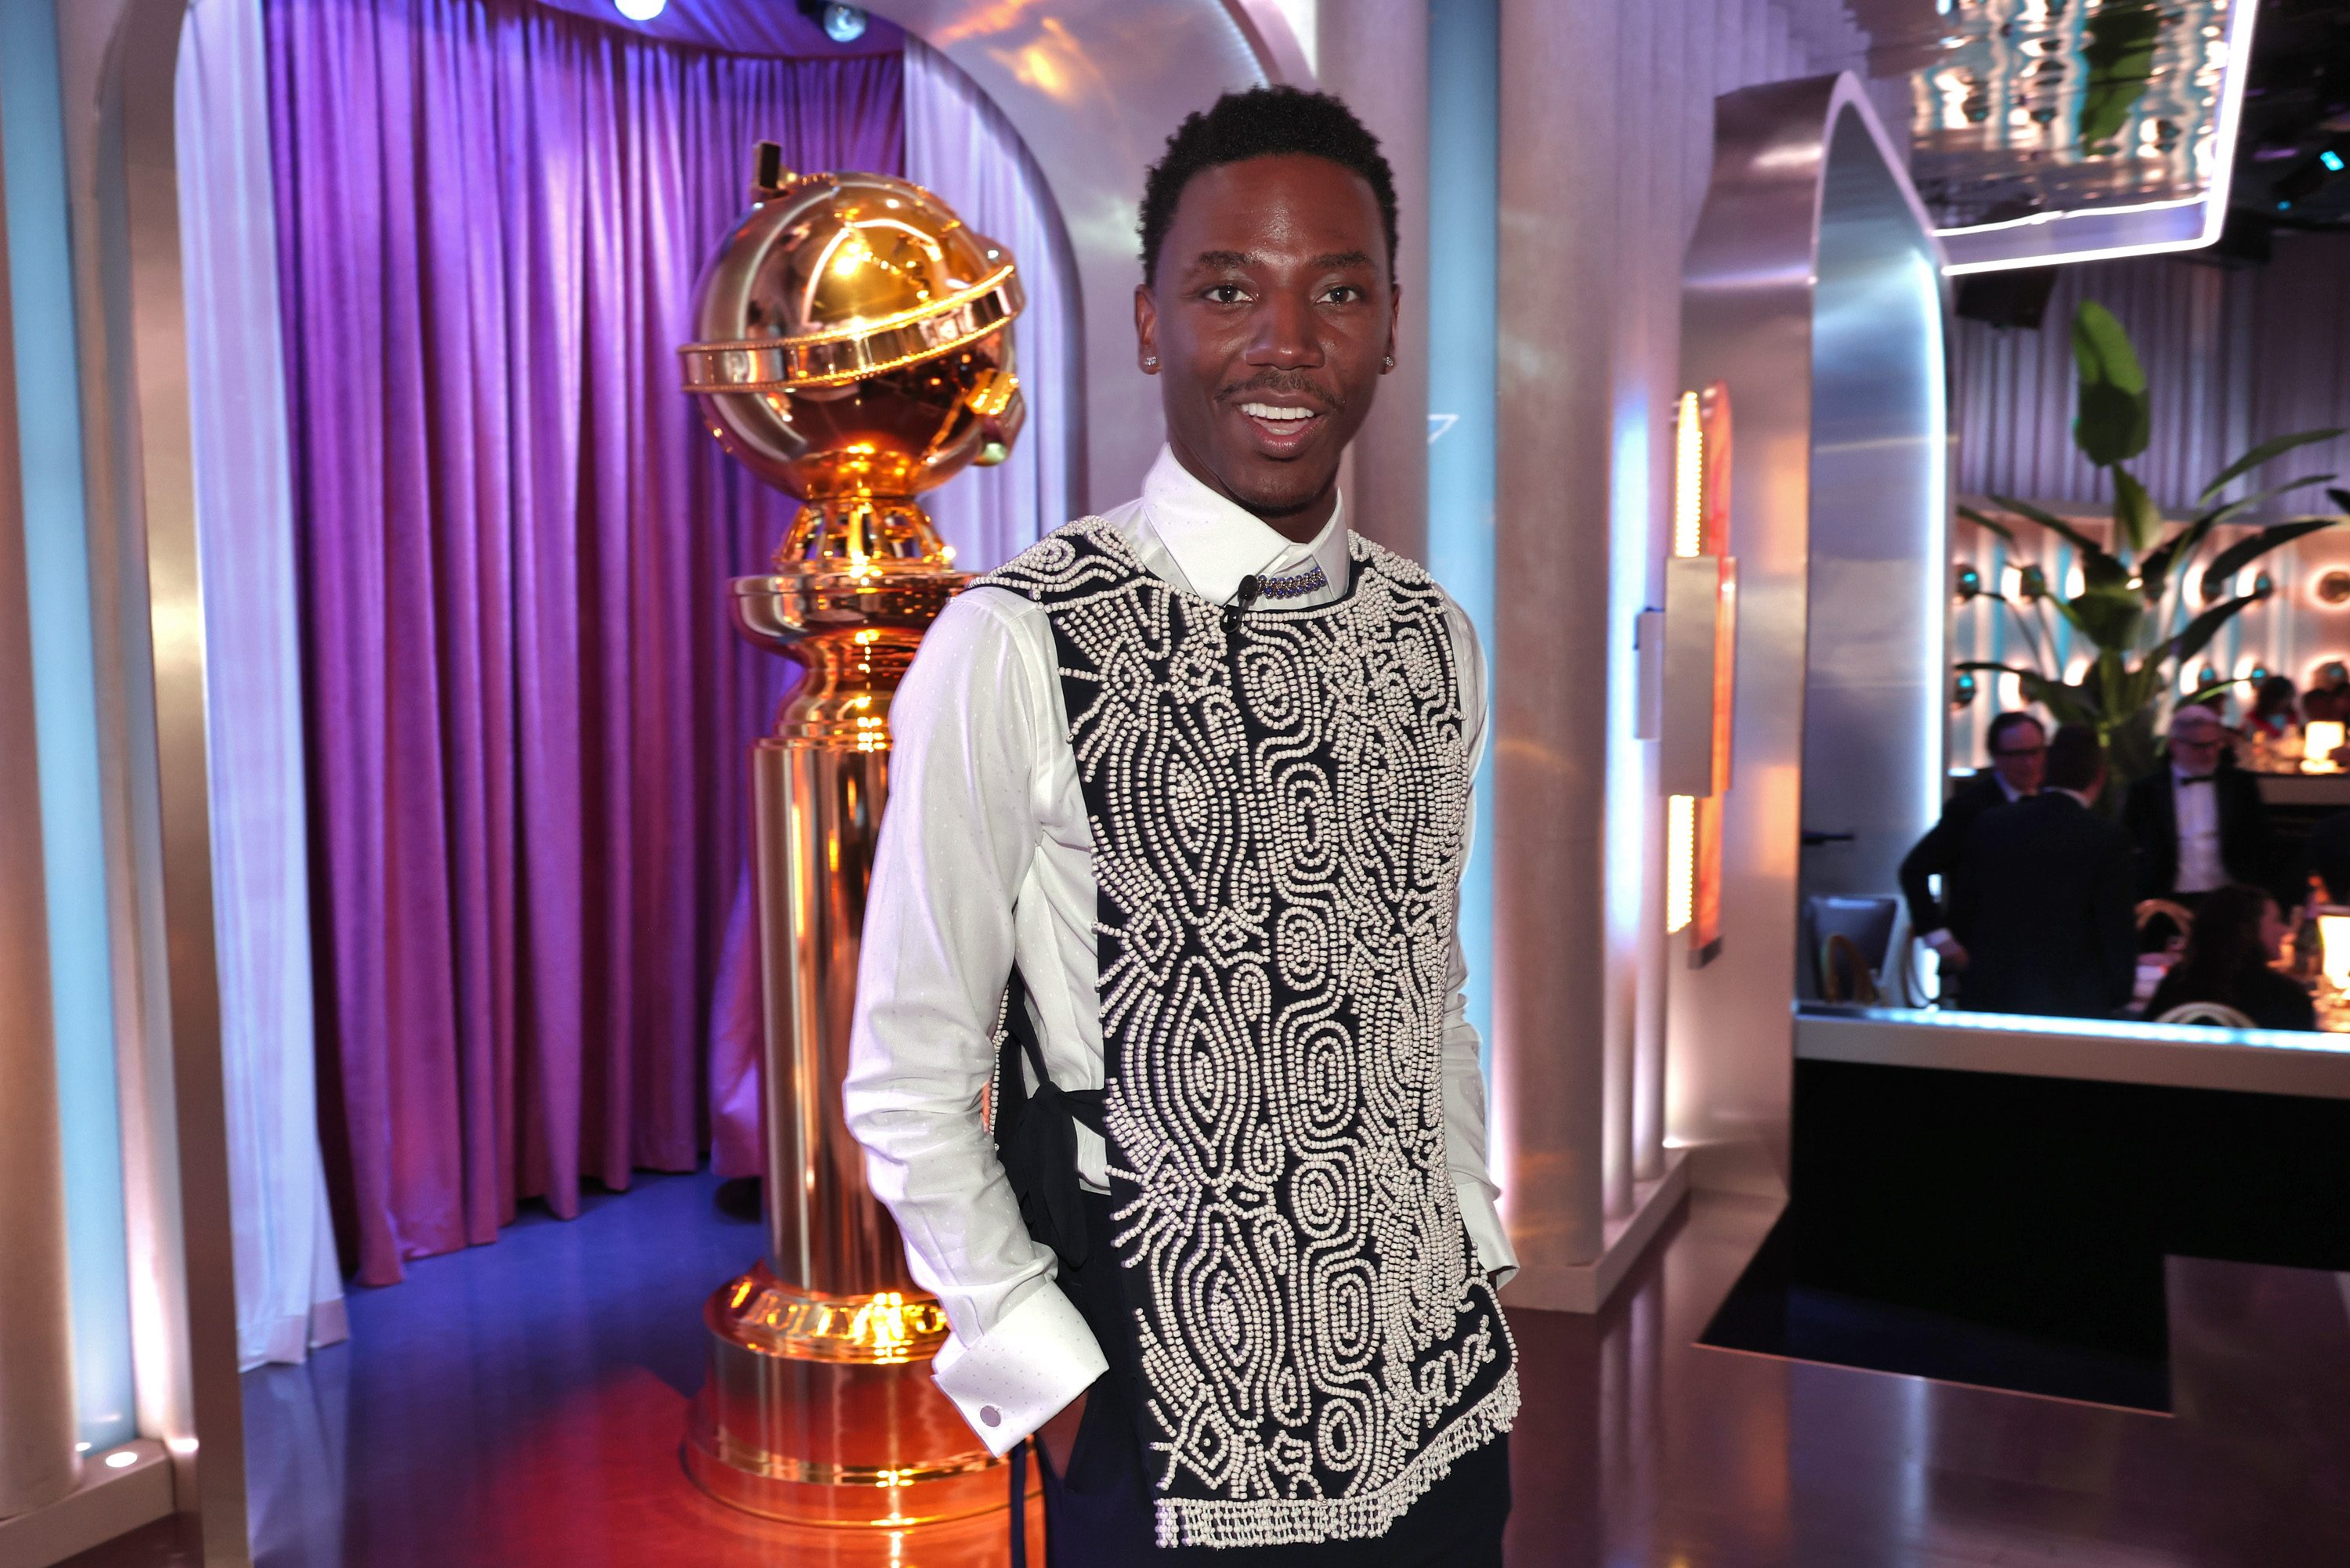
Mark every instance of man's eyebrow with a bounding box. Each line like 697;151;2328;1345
1311;250;1375;270
1186;249;1254;270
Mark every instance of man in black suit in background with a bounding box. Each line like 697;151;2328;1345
1952;723;2136;1019
2121;704;2276;905
1900;710;2045;978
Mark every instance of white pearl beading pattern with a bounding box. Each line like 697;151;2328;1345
977;520;1519;1549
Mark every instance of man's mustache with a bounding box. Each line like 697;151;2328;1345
1215;373;1344;412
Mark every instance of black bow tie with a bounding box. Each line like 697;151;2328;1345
2179;774;2217;785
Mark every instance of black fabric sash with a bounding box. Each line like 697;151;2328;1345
992;967;1105;1270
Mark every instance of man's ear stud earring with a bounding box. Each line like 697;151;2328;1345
1383;355;1395;369
1143;355;1159;367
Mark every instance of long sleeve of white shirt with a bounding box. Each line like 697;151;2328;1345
843;457;1515;1458
841;589;1106;1458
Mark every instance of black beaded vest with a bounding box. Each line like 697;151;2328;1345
978;518;1518;1549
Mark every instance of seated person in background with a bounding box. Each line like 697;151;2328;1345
2248;674;2299;741
1951;723;2136;1019
2122;704;2276;905
2304;661;2350;724
1898;710;2044;980
2144;883;2315;1031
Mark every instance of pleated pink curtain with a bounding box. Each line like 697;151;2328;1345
266;0;902;1284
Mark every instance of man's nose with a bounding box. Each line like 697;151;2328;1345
1244;291;1321;367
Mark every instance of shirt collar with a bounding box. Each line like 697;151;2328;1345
2052;787;2095;808
1137;446;1349;605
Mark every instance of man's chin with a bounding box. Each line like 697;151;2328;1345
1217;457;1340;522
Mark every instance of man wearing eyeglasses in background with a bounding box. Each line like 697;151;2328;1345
1899;710;2045;999
2123;704;2278;909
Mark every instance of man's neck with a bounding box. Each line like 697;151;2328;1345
1166;438;1339;545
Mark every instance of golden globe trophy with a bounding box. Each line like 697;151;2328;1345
678;145;1026;1527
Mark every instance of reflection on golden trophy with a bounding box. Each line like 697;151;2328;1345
678;145;1024;1526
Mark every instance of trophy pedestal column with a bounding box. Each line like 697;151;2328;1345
684;561;1024;1526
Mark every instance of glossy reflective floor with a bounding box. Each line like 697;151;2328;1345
69;1175;2350;1566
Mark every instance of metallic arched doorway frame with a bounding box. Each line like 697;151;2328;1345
1665;73;1951;1205
65;2;1307;1561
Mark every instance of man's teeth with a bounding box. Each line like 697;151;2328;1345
1240;403;1315;422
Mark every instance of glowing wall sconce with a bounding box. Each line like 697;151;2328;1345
1663;385;1737;963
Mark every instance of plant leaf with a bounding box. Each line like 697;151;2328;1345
2077;0;2162;148
2198;430;2346;503
2138;515;2218;601
2193;473;2339;531
2072;302;2151;465
2071;583;2144;652
1987;493;2126;583
2183;679;2250;709
2112;468;2162;556
2138;477;2335;602
1958;504;2016;544
2121;659;2169;717
2200;517;2345;597
2153;594;2259;671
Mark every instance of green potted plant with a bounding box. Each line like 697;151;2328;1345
1960;300;2348;785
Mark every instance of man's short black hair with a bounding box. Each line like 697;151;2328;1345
2044;723;2104;793
1985;710;2044;757
1137;86;1397;287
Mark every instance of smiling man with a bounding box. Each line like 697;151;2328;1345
844;88;1517;1564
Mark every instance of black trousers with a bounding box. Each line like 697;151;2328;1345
1038;1192;1511;1566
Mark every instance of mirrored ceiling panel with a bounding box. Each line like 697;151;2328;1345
1856;0;2258;272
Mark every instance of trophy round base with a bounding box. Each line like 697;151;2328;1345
682;1267;1025;1527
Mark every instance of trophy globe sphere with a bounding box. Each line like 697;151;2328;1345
681;162;1025;570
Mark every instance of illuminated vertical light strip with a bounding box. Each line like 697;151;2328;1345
1;0;135;1449
1425;0;1499;1066
1665;386;1703;937
1672;390;1702;558
1665;793;1695;934
1917;251;1949;832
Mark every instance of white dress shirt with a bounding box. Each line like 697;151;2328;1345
2172;764;2225;893
842;446;1516;1457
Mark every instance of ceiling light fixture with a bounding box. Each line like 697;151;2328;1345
797;1;867;43
614;0;666;20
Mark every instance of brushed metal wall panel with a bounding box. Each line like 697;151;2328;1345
1668;74;1948;1201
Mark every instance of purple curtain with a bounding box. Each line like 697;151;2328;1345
266;0;901;1285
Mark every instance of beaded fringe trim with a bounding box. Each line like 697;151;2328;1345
1151;1367;1522;1551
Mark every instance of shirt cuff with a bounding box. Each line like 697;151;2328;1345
1455;1176;1518;1286
930;1278;1108;1456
